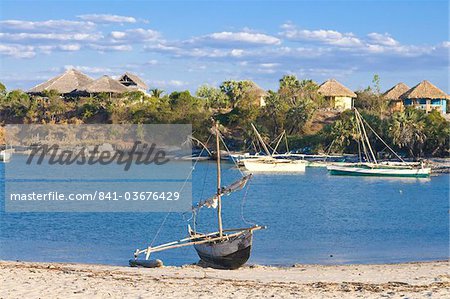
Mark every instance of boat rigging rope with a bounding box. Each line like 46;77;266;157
355;110;372;163
240;178;256;226
324;139;336;162
150;134;212;247
359;113;405;163
218;133;245;177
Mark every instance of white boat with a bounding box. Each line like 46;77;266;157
0;150;12;163
229;152;265;163
243;157;307;172
327;163;431;178
327;109;431;178
240;124;308;173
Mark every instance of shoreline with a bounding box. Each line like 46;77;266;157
1;260;449;298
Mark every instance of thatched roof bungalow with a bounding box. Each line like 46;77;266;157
249;82;268;107
382;82;410;112
400;80;449;114
118;72;148;93
318;79;356;111
76;75;129;98
28;69;94;95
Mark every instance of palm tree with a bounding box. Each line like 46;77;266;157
388;108;426;158
149;88;164;99
329;112;359;152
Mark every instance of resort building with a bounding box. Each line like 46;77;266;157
400;80;448;114
382;82;410;113
76;75;129;97
28;69;94;95
318;79;356;111
249;82;268;107
118;72;149;93
28;69;151;99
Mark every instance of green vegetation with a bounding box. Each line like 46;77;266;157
0;75;448;158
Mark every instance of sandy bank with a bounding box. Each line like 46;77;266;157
0;260;449;298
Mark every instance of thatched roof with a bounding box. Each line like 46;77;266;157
77;75;129;93
382;82;410;100
400;80;450;100
248;81;267;97
318;79;356;97
118;72;148;90
29;69;94;94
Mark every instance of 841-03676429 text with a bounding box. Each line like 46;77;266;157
10;191;181;201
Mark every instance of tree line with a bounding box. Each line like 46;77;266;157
0;75;448;158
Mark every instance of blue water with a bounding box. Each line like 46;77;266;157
0;160;448;266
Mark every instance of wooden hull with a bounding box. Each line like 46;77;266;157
129;259;163;268
327;165;431;178
193;230;253;269
243;158;306;172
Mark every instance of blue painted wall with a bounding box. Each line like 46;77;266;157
403;98;447;114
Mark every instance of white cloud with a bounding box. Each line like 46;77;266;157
146;59;158;65
58;44;81;51
151;80;188;87
89;44;132;51
77;14;137;24
0;32;102;42
63;65;113;74
0;19;96;32
260;63;280;68
231;49;244;57
110;28;160;42
183;31;281;48
35;44;83;54
0;44;35;58
367;33;399;47
281;24;362;47
206;31;280;45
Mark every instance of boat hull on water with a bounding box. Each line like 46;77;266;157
243;158;307;172
0;150;11;163
192;230;253;269
327;165;431;178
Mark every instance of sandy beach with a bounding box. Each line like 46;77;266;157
0;260;449;298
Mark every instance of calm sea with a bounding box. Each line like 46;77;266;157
0;159;448;266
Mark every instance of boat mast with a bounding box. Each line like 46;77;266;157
355;109;377;164
215;122;223;238
251;123;271;156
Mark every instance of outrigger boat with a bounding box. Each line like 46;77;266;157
243;158;307;172
131;122;265;269
0;149;12;163
327;109;431;178
242;124;307;172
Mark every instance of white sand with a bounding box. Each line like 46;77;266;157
1;260;449;298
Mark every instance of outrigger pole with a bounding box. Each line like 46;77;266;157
133;227;264;259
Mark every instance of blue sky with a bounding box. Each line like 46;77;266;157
0;0;448;93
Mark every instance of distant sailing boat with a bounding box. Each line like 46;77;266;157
242;124;307;172
327;108;431;178
131;122;265;269
0;147;12;163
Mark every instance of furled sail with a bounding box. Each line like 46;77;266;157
193;174;252;210
220;174;252;195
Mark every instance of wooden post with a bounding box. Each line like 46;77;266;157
215;122;223;238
